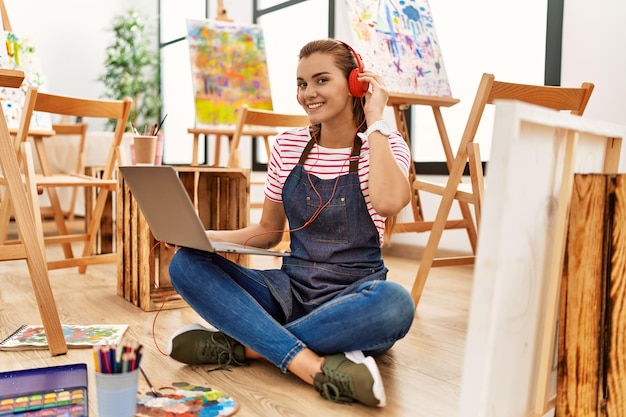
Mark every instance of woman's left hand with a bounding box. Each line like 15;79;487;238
358;71;389;121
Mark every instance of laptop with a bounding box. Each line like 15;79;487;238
118;165;290;257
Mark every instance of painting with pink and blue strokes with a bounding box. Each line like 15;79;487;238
186;19;274;127
343;0;452;97
137;382;239;416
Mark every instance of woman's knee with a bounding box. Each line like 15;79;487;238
168;248;200;289
377;281;415;333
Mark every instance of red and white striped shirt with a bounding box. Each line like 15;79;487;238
265;126;411;245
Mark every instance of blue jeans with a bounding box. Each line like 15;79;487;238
169;248;415;372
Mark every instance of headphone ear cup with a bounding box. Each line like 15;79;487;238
348;68;369;97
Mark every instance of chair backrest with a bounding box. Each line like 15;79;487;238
228;105;310;167
14;87;133;179
458;73;594;164
233;105;311;129
449;73;594;231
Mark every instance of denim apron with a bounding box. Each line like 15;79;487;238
259;136;387;322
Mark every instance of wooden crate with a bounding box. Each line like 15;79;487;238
557;174;626;417
117;166;250;311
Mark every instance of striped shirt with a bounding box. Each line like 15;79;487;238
265;126;411;245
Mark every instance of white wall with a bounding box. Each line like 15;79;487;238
561;0;626;170
5;0;156;106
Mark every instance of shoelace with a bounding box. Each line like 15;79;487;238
203;333;247;372
318;372;356;404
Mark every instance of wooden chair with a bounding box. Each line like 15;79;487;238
228;104;310;207
410;73;594;307
228;105;310;251
46;122;88;222
227;105;310;170
0;68;67;355
0;86;132;273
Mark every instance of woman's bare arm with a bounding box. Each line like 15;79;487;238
207;198;287;249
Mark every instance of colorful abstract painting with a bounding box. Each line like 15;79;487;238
0;324;128;350
186;19;273;127
342;0;452;97
0;30;51;130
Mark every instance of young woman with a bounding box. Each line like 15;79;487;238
167;39;415;408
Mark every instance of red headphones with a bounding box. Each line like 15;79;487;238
337;40;369;98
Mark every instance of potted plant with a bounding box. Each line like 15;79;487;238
99;8;161;132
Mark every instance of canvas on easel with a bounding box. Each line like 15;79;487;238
340;0;452;97
186;19;273;127
338;0;459;235
0;4;51;131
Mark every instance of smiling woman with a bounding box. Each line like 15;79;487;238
164;38;414;408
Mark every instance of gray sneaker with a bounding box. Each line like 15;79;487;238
314;350;386;407
167;324;247;367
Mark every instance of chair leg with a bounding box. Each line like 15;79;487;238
0;140;67;355
412;154;471;307
412;207;450;307
467;143;484;231
45;186;75;259
78;188;111;273
458;200;478;253
22;143;45;247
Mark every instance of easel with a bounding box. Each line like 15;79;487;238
0;69;67;355
216;0;232;22
188;0;279;168
387;92;464;233
187;0;235;168
0;2;66;355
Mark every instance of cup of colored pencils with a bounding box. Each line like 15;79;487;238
94;341;143;417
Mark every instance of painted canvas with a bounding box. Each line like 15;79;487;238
342;0;452;97
186;19;273;127
0;16;8;68
0;30;51;130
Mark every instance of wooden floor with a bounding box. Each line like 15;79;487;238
0;229;474;416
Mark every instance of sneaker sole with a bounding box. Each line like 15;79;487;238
345;350;386;407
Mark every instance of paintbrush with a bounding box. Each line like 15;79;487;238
154;113;168;135
140;367;163;397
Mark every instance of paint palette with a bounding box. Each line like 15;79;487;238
136;382;238;416
0;364;88;417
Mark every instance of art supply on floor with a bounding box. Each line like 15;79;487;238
93;340;143;417
0;363;88;416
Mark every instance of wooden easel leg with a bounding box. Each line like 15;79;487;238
213;134;222;166
0;135;67;355
0;186;14;242
191;133;200;166
78;188;112;274
44;186;75;259
393;104;424;222
432;106;479;252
